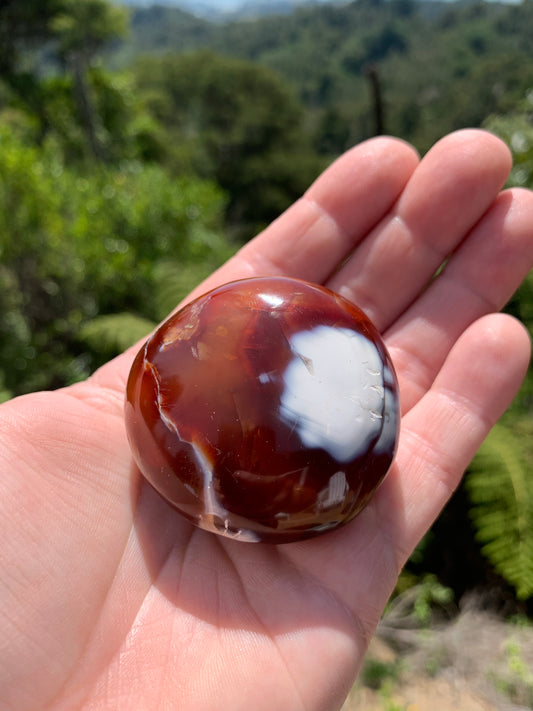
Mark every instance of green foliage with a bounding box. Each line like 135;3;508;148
466;423;533;600
478;111;533;601
21;66;168;167
0;125;231;395
484;93;533;190
0;0;63;75
115;0;533;152
150;259;214;321
358;654;407;711
0;0;129;157
388;573;455;628
111;5;213;67
508;613;533;629
360;657;403;691
52;0;128;59
489;637;533;707
53;2;129;164
133;51;322;234
483;101;533;415
78;313;156;357
411;575;454;626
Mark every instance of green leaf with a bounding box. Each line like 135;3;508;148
466;423;533;600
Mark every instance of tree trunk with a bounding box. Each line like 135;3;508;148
365;64;385;136
68;50;105;163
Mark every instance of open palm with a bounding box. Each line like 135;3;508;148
1;130;532;711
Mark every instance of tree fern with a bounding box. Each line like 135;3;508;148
78;312;156;355
465;422;533;600
151;259;207;320
77;258;231;359
151;256;234;321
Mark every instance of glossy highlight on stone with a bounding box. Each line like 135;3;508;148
125;276;399;543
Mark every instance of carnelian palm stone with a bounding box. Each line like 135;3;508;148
125;276;399;543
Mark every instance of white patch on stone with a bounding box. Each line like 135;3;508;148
190;444;261;542
372;363;399;458
147;351;183;440
318;471;348;510
191;441;228;522
279;326;385;462
259;292;284;309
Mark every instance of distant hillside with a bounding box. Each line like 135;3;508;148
119;0;350;22
115;1;462;61
112;0;533;152
128;5;213;53
117;0;522;67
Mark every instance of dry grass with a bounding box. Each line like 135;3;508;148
342;607;533;711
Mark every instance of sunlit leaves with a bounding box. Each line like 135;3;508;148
52;0;128;59
0;126;231;395
467;423;533;600
484;97;533;190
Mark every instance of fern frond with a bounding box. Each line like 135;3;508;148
466;422;533;600
78;312;156;355
151;258;219;320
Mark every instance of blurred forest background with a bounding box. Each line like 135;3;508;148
0;0;532;614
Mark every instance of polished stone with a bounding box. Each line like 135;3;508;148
125;276;399;543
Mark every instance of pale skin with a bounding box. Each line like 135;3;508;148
1;129;533;711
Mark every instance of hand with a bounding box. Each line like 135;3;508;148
1;130;532;711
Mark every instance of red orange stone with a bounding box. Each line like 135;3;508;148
125;277;399;543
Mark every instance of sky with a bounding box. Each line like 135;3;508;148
124;0;344;9
201;0;337;6
125;0;520;8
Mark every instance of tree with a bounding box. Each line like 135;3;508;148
52;0;128;162
0;0;64;140
134;51;322;234
0;125;231;396
0;0;130;160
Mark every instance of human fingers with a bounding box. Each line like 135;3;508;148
327;129;513;331
377;312;531;570
184;135;419;301
386;186;533;414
